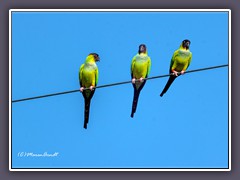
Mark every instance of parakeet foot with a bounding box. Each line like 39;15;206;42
132;78;136;84
80;87;84;92
173;71;178;76
139;77;144;82
89;86;95;91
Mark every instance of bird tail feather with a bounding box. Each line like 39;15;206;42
160;76;176;97
84;99;91;129
131;89;140;118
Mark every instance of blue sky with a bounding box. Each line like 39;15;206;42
11;10;229;169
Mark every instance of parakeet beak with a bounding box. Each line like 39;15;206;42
140;46;145;52
96;57;100;62
185;42;190;49
90;53;100;62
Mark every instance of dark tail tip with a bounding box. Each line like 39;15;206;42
131;113;134;118
84;124;87;129
160;93;164;97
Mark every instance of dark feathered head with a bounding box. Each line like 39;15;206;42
138;44;147;54
89;53;100;62
181;39;191;50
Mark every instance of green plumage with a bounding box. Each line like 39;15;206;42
79;53;99;129
131;44;151;118
160;40;192;97
170;48;192;73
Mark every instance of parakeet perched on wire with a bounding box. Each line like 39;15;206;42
130;44;151;118
160;39;192;97
79;53;100;129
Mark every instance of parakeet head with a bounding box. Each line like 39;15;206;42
138;44;147;54
182;39;191;50
89;53;100;62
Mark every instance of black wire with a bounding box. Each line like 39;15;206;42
12;90;80;103
12;64;228;103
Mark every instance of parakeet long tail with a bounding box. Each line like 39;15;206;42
131;80;146;118
160;75;177;97
84;98;91;129
131;89;140;118
82;90;95;129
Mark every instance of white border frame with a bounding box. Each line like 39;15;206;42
9;9;231;171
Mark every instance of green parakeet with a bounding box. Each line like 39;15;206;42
79;53;100;129
160;39;192;97
131;44;151;118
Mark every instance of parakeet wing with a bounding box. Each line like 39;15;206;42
147;56;151;77
169;50;178;73
95;67;99;86
79;64;84;87
131;56;136;78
